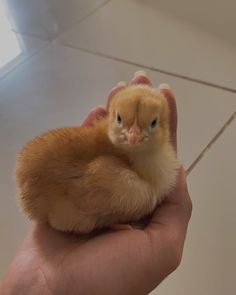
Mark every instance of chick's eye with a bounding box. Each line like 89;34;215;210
117;113;122;124
150;117;158;128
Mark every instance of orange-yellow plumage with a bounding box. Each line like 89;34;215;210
15;85;179;233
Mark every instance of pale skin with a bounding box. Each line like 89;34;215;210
0;73;192;295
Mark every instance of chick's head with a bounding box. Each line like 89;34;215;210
108;85;170;152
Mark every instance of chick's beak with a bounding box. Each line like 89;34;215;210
126;123;142;145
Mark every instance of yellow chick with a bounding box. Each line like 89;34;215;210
15;85;180;234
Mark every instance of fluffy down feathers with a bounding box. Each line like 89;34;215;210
15;85;179;233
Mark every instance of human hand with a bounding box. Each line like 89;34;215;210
0;72;192;295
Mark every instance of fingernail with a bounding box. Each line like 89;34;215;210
134;70;148;77
117;81;127;87
158;83;171;90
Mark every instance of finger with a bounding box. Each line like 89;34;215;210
106;82;127;110
158;84;177;151
82;106;107;127
130;70;152;86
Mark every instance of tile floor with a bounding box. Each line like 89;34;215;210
0;1;235;294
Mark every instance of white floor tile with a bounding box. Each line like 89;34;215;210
151;119;236;295
59;0;236;91
144;0;236;46
0;43;235;278
4;0;109;41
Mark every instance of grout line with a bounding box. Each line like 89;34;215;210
64;45;236;94
55;0;111;41
186;111;236;175
72;0;111;27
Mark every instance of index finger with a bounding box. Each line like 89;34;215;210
82;107;107;127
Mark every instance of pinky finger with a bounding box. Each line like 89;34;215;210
158;84;177;152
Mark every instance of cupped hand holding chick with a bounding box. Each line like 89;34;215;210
16;71;180;234
1;73;192;295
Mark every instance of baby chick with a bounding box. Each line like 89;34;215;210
16;84;180;234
